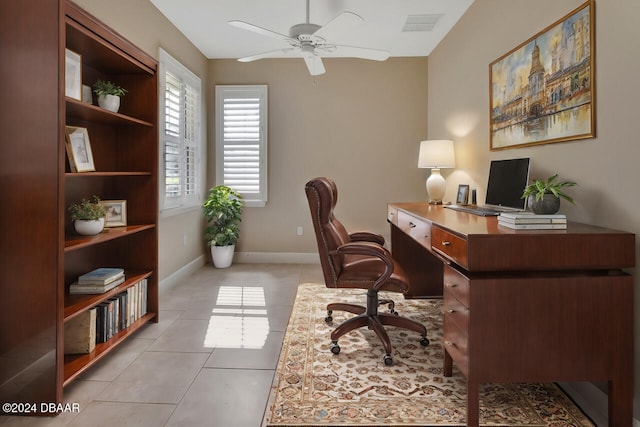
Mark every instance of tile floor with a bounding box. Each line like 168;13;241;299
1;263;323;427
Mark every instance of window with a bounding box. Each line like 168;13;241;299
215;85;268;207
158;49;203;213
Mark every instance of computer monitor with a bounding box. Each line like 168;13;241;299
485;158;530;210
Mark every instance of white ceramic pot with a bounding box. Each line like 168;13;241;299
211;245;235;268
98;94;120;112
74;218;105;236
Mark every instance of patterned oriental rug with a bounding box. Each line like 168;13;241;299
263;283;594;427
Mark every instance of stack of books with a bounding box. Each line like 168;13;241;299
498;212;567;230
70;267;125;294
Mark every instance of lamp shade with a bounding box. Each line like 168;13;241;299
418;140;455;169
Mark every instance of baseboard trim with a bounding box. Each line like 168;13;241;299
159;254;206;292
558;382;640;427
234;252;319;264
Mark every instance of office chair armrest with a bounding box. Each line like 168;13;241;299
349;232;385;246
335;241;393;290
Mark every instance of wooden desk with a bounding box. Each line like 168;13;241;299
387;202;634;427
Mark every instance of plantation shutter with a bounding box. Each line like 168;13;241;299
163;71;181;207
159;48;203;212
215;85;268;207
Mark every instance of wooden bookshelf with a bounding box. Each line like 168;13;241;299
0;0;158;414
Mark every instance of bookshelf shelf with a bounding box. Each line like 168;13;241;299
64;271;153;321
66;97;154;127
63;312;157;386
64;224;155;251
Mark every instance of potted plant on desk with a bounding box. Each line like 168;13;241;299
522;174;577;214
203;185;243;268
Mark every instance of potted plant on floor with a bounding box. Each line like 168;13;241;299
93;79;127;113
69;195;106;235
522;174;577;214
203;185;243;268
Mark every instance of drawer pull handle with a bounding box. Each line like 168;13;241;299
409;222;417;228
445;283;457;288
447;309;455;313
442;241;451;246
444;341;456;347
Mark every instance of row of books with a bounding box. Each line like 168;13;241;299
70;267;125;294
498;212;567;230
64;279;148;354
96;279;148;343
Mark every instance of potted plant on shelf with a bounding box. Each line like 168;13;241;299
522;174;577;214
69;195;106;235
93;79;127;113
203;185;243;268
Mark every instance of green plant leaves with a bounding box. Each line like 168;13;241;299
203;186;243;246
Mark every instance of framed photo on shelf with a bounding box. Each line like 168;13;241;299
65;49;82;100
456;184;470;205
64;126;95;172
99;200;127;227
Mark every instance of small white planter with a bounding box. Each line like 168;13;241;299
74;218;105;236
98;94;121;112
211;245;235;268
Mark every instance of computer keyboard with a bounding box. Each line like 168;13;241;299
444;205;501;216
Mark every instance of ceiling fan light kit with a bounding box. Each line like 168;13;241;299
228;1;390;76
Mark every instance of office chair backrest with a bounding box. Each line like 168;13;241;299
305;177;351;287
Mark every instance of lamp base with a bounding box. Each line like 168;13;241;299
426;168;446;204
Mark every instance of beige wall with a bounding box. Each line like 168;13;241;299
209;58;429;254
71;0;208;281
427;0;640;415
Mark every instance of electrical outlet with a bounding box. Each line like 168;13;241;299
297;226;303;236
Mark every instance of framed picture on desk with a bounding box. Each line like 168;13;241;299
457;184;470;205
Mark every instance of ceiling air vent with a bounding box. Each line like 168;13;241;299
402;14;443;32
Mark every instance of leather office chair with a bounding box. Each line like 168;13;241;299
305;177;429;365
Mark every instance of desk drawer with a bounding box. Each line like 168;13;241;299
443;319;468;373
397;211;431;248
432;226;468;268
443;265;470;306
387;205;398;225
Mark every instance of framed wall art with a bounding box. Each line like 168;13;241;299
64;126;95;172
99;200;127;227
489;0;594;150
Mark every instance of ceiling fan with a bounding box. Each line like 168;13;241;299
228;0;390;76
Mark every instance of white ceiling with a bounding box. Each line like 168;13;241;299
150;0;475;59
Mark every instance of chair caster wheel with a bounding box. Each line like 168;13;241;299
330;342;341;354
420;337;430;346
325;310;333;323
383;355;393;366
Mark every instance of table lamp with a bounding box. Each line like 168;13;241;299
418;139;455;204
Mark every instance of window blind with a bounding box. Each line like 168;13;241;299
216;86;268;206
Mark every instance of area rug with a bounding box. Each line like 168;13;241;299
263;283;594;427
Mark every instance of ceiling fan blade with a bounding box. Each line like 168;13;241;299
303;55;325;76
228;20;292;43
318;44;390;61
313;11;363;40
238;48;299;62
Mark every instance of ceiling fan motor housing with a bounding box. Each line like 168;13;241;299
289;23;322;40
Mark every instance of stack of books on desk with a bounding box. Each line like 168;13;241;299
498;212;567;230
70;268;125;294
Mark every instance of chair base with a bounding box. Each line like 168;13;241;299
325;290;429;364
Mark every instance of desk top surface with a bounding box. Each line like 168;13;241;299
390;202;633;238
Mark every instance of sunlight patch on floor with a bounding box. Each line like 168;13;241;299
204;286;270;349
